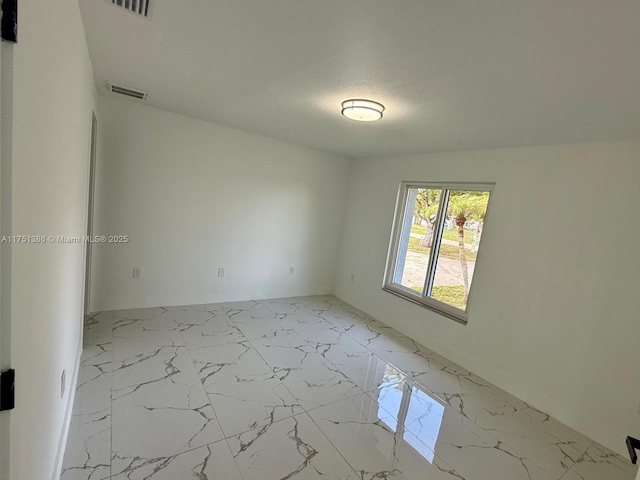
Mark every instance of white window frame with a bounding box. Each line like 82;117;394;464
382;181;494;324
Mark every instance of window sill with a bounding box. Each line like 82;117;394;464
382;285;468;325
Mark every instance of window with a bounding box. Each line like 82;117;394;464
383;182;493;323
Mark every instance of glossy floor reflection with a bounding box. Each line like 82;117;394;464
61;295;637;480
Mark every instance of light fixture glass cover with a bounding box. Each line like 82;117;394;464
341;99;385;121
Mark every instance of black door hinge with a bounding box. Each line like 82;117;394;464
0;369;14;411
1;0;18;43
627;436;640;465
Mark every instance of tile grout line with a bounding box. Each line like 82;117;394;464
108;307;245;472
302;304;591;480
303;408;363;479
555;440;595;480
179;316;250;479
335;307;589;479
97;301;379;477
173;310;231;440
217;299;355;479
240;298;364;479
85;297;632;480
217;301;376;439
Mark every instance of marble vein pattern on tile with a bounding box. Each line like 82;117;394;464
250;330;363;406
230;309;297;340
176;309;248;348
111;308;185;362
227;412;359;480
61;408;111;480
111;438;243;480
326;306;591;479
65;295;637;480
306;392;464;480
217;299;263;311
189;339;304;437
412;364;592;478
560;443;637;480
352;323;455;378
274;350;364;410
62;314;113;480
83;311;114;346
170;308;221;326
249;331;317;371
164;302;222;313
277;295;369;333
111;344;224;460
280;310;336;332
110;306;170;321
373;379;554;479
73;352;113;417
278;295;340;312
298;323;408;394
328;313;390;342
293;319;363;352
257;297;302;315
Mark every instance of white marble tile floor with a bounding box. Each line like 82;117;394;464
61;295;637;480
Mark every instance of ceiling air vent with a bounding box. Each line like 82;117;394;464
107;82;148;100
108;0;150;17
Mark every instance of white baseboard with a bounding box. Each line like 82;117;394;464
332;288;632;459
50;337;82;480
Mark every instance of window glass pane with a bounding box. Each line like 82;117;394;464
431;190;490;311
392;188;441;294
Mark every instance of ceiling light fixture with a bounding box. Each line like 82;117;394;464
341;99;385;122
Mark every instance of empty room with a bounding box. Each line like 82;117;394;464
0;1;639;479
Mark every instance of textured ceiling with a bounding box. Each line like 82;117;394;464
79;0;640;158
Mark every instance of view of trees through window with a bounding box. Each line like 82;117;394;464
388;185;491;314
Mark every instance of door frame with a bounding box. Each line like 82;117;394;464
0;39;14;480
83;112;97;316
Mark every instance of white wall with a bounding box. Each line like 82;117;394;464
91;96;351;311
334;141;640;457
7;0;96;478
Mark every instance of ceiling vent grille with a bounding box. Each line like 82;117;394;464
109;0;150;17
107;82;148;100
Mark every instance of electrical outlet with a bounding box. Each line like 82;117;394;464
289;266;295;275
217;267;225;278
133;266;142;278
60;370;66;398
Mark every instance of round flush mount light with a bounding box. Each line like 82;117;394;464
341;99;385;122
